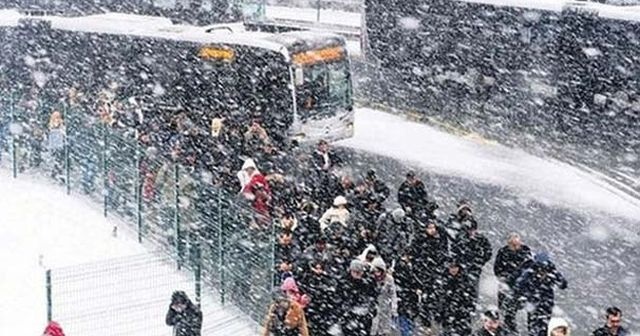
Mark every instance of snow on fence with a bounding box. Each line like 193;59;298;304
0;95;272;334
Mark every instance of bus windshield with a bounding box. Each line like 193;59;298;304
295;59;351;121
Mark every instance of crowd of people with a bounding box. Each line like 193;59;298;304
1;88;632;336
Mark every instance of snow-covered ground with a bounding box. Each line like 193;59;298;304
340;108;640;227
0;171;257;336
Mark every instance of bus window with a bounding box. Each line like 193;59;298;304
296;59;350;121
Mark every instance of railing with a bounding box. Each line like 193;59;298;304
0;94;274;331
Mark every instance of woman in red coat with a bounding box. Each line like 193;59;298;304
238;158;272;219
42;321;65;336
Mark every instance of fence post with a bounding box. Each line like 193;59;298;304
174;163;182;270
10;95;17;178
135;140;142;243
217;188;225;306
270;216;276;294
46;269;52;322
194;244;202;308
102;124;108;218
63;104;70;195
316;0;321;22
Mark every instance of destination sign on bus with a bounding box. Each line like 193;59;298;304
292;46;345;66
198;46;235;61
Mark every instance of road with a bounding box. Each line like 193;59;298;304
335;108;640;334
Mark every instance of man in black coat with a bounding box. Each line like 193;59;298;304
410;219;449;327
437;261;475;336
166;291;202;336
393;249;421;336
494;232;533;333
592;307;630;336
397;171;431;218
445;199;476;243
336;259;379;336
299;259;338;336
513;252;568;336
450;219;492;306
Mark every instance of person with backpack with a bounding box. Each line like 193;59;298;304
262;288;309;336
513;252;568;336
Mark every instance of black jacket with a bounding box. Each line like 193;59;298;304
299;271;338;328
397;179;428;214
393;257;421;318
165;302;203;336
451;232;492;280
493;245;532;287
335;274;378;320
592;325;630;336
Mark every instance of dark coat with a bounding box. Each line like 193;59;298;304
451;232;492;282
335;274;379;334
374;212;414;263
411;226;450;287
299;270;338;334
493;244;532;287
397;179;429;215
592;325;630;336
514;261;567;309
165;301;203;336
436;268;475;335
393;257;421;319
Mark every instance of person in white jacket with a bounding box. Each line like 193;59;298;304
319;196;350;232
370;257;399;336
547;317;571;336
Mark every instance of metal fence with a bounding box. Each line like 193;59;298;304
0;94;274;332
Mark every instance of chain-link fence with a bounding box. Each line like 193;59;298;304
0;94;273;333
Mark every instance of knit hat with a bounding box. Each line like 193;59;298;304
349;259;364;273
392;208;406;222
371;257;386;272
547;317;571;336
333;196;348;206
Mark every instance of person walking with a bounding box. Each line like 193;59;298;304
592;307;630;336
548;317;571;336
262;288;309;336
370;257;399;336
494;232;533;333
513;253;568;336
165;291;203;336
336;259;379;336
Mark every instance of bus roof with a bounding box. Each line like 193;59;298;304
459;0;640;22
4;11;346;59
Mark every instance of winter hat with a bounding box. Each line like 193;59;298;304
43;321;65;336
280;277;300;293
333;196;348;207
349;259;365;273
534;252;550;265
392;208;406;222
242;158;257;171
547;317;571;336
371;257;386;272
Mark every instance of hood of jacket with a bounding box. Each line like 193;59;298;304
547;317;570;336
